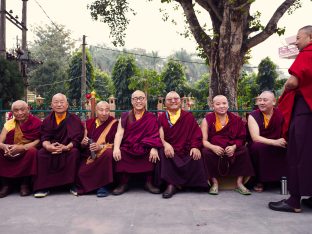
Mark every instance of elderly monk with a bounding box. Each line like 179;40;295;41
201;95;254;195
76;101;118;197
158;91;207;198
269;26;312;213
33;93;84;198
0;100;41;198
112;90;162;195
248;91;287;192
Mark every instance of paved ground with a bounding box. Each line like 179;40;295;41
0;186;311;234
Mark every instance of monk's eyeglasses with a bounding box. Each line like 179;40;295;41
166;97;180;102
132;96;145;102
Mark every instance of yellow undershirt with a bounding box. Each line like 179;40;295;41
55;112;67;125
262;112;270;128
168;109;181;125
215;113;229;132
95;118;102;128
4;118;16;132
134;110;145;120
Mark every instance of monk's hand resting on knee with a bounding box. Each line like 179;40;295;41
225;145;236;157
164;142;174;158
113;148;122;161
211;145;225;156
274;138;287;148
190;148;201;160
149;148;160;163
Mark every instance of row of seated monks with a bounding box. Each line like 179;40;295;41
0;90;287;199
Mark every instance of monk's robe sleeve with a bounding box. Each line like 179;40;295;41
67;115;84;148
189;116;203;149
229;118;246;147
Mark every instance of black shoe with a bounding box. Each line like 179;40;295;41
268;199;301;213
302;197;312;209
144;182;160;194
162;184;176;199
112;184;128;196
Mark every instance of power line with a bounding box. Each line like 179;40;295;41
32;76;80;88
34;0;62;32
92;45;208;65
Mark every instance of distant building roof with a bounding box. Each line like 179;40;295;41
278;35;298;59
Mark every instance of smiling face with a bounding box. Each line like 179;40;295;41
212;95;228;115
51;93;69;114
131;90;146;112
11;100;30;123
96;101;110;122
256;91;275;114
165;91;181;112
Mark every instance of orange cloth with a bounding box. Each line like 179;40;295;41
55;113;67;125
168;109;181;125
134;110;145;120
215;113;228;132
262;112;270;128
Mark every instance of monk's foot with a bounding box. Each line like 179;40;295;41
97;186;109;197
20;184;31;196
253;183;264;193
208;184;218;195
34;190;50;198
0;186;11;198
234;184;251;195
268;199;301;213
144;182;160;194
302;197;312;209
112;184;128;196
162;184;176;199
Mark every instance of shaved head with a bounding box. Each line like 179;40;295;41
212;95;228;103
11;100;28;111
165;91;180;100
96;101;109;109
52;93;68;103
131;90;146;99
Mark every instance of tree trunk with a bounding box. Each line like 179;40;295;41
208;4;247;109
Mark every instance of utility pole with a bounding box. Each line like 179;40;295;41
81;35;87;110
0;0;6;58
21;0;28;102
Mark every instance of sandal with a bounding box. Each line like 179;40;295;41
253;183;264;193
209;184;219;195
234;185;251;195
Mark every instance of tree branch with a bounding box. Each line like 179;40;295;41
246;0;297;49
177;0;212;55
195;0;223;22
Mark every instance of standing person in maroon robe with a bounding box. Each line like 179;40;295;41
201;95;254;195
0;100;41;198
269;26;312;213
158;91;207;199
248;91;287;192
112;90;162;195
33;93;84;198
76;101;118;197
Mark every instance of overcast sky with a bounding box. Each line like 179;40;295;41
5;0;312;70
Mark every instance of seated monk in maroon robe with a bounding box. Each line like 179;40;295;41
201;95;254;195
33;93;84;198
0;100;41;198
76;101;118;197
269;26;312;213
158;91;208;199
248;91;287;192
112;90;162;195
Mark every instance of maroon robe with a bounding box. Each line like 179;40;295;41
248;108;287;182
115;111;162;173
157;110;207;187
278;43;312;196
0;114;41;178
202;112;254;178
33;112;84;191
76;116;118;194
